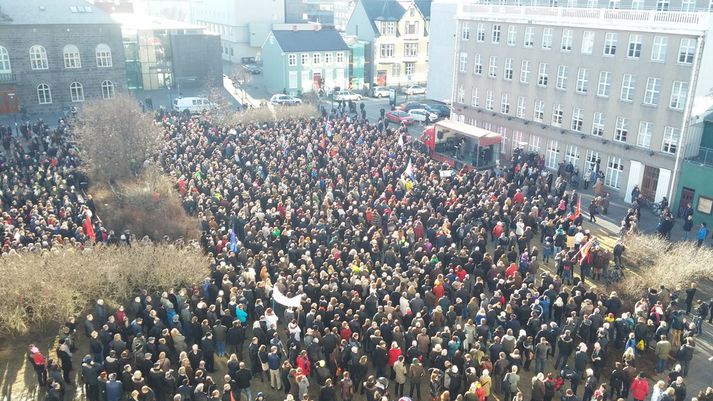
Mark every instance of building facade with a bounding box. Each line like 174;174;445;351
452;4;713;202
334;0;356;31
261;28;351;95
190;0;286;63
345;0;431;90
425;0;458;103
0;0;126;115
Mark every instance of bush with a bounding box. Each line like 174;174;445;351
92;166;200;241
0;242;207;337
274;103;320;120
72;94;163;183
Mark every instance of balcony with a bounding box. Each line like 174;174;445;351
686;146;713;167
458;4;710;32
0;73;16;83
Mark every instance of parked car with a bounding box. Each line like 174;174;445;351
385;110;414;125
372;87;392;98
172;97;215;114
404;85;427;95
408;108;439;123
333;90;362;101
243;64;262;74
422;102;450;118
270;94;303;105
402;102;428;112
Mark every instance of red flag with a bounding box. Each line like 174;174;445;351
578;238;593;264
575;197;581;218
84;215;96;241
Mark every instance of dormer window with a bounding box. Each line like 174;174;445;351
381;21;396;35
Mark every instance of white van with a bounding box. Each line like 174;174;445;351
172;97;214;113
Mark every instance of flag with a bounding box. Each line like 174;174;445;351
575;197;581;218
398;134;404;148
578;238;594;264
84;214;95;241
404;158;414;180
229;224;238;253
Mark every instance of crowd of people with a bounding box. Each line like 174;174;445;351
5;110;712;401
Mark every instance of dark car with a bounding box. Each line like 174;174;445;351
422;102;450;118
402;102;428;112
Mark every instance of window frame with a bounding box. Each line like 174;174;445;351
70;82;84;102
37;83;52;104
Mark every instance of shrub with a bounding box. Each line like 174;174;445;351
274;103;320;120
0;242;207;337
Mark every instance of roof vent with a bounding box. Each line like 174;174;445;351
39;5;46;11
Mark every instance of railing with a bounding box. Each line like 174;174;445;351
0;72;16;83
686;146;713;167
459;4;709;30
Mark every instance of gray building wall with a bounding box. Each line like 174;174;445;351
170;33;223;89
0;23;126;114
426;0;458;103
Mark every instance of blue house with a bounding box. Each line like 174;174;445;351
261;28;351;96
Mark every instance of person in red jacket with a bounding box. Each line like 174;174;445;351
630;372;650;401
388;342;403;372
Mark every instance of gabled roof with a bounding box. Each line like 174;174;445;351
363;0;406;22
0;0;116;25
414;0;432;20
271;29;350;52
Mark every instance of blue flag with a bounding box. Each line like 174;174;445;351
229;224;238;253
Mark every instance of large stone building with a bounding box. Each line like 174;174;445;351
449;2;713;202
0;0;126;115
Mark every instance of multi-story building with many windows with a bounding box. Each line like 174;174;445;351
450;3;713;202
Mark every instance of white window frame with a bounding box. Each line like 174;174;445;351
529;135;541;153
30;45;49;70
670;81;688;110
681;0;695;11
581;31;595;55
492;24;501;44
507;26;517;46
485;90;494;110
477;23;486;42
542;28;553;50
614;116;629;142
37;83;52;104
457;86;465;104
678;38;696;64
546;139;560;169
561;29;573;52
597;71;611;97
517;96;526;118
576;68;589;94
404;43;418;57
520;60;530;83
301;53;310;65
461;22;471;40
288;54;297;67
101;80;115;99
551;104;564;127
474;54;483;75
662;126;680;154
336;52;344;64
637;121;653;148
585;150;600;173
537;62;548;87
620;74;635;102
488;56;497;78
651;36;668;62
95;44;112;68
571;107;584;132
63;45;81;69
524;27;534;47
556;65;568;90
313;52;321;65
605;156;624;189
564;144;580;166
592;112;605;136
459;52;468;72
504;58;513;80
472;88;479;107
627;34;642;59
656;0;670;11
604;32;617;56
70;82;84;102
0;46;10;73
534;99;545;122
643;77;661;106
501;93;510;114
324;52;332;64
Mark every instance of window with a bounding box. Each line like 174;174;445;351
556;65;568;90
524;27;534;47
620;74;635;102
604;33;617;56
545;140;560;169
288;71;297;89
679;38;696;64
651;36;668;62
477;23;485;42
529;135;541;153
581;31;594;54
504;58;513;80
101;80;115;99
585;150;600;173
380;44;394;58
459;52;468;72
301;53;310;65
63;45;81;68
614;117;629;142
95;44;112;68
37;83;51;104
405;21;419;35
576;68;589;94
492;24;501;44
565;144;580;166
592;112;605;136
472;88;479;107
517;97;526;118
552;104;564;127
313;53;321;64
324;53;332;64
662;126;680;154
631;0;643;8
561;29;573;52
457;86;465;103
588;0;599;7
404;43;418;57
520;60;530;84
605;156;624;189
405;62;415;76
501;93;510;114
571;107;584;132
30;45;48;70
681;0;695;11
507;26;517;46
542;28;553;49
627;34;642;58
644;77;661;106
656;0;669;10
597;71;612;97
70;82;84;102
485;90;494;110
670;81;688;110
537;63;548;87
534;100;545;122
489;56;497;78
0;46;9;73
381;21;396;35
336;52;344;63
474;54;483;75
288;54;297;66
462;23;470;40
637;121;653;148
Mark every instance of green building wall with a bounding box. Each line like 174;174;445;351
674;161;713;228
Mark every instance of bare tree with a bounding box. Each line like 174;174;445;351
73;94;162;183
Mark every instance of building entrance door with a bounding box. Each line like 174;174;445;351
678;187;695;217
641;165;659;201
0;89;18;114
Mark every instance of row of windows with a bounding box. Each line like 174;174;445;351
466;0;710;12
36;81;115;105
0;44;113;73
458;88;681;154
287;51;346;67
460;23;696;64
460;55;689;110
379;43;421;59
